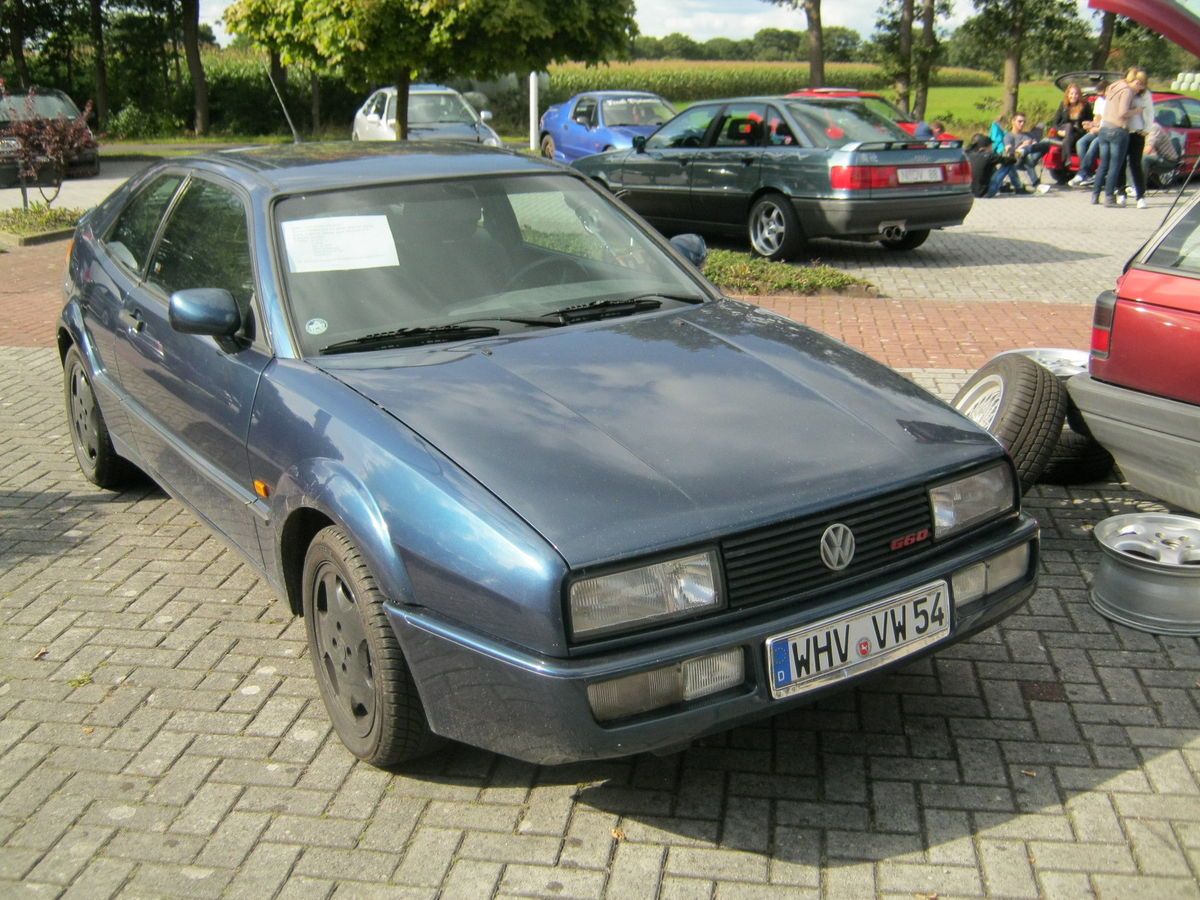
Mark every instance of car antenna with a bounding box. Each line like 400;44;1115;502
267;67;303;144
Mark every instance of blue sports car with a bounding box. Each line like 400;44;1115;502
539;90;676;162
61;143;1037;766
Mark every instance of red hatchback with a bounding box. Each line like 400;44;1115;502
1068;193;1200;513
786;88;958;140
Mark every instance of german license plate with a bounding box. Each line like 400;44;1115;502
766;581;950;699
897;166;943;184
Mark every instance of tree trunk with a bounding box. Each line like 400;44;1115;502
895;0;914;115
1092;12;1115;70
7;0;31;89
168;0;183;89
802;0;824;87
88;0;108;128
1001;20;1022;120
912;0;935;120
310;71;321;135
393;70;411;140
269;48;287;88
180;0;208;134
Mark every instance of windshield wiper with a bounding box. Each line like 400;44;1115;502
320;324;499;355
544;296;663;324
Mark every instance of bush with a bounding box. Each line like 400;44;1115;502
105;103;180;140
0;203;86;236
705;249;871;296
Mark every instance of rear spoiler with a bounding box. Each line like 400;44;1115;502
844;139;964;151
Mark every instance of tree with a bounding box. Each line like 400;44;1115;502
0;84;94;208
762;0;824;85
823;26;863;62
659;32;702;59
87;0;107;128
873;0;947;117
912;0;936;120
752;28;803;61
896;0;914;113
180;0;208;134
2;0;32;89
1092;11;1115;69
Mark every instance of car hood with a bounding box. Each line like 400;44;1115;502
607;124;660;143
317;301;1000;567
407;122;488;142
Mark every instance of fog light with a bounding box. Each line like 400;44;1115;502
952;543;1031;607
587;648;744;722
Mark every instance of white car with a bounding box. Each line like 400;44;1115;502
352;83;503;147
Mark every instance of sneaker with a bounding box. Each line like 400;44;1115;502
1137;197;1148;209
1091;194;1100;205
1036;183;1051;194
1115;194;1126;207
1068;174;1084;186
1080;177;1095;187
1125;186;1136;197
1102;195;1114;207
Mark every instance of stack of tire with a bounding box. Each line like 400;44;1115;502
952;351;1114;492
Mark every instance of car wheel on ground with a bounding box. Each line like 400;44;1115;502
540;135;556;159
63;346;133;489
879;228;930;251
748;193;804;261
1038;425;1115;485
952;355;1068;492
302;525;440;767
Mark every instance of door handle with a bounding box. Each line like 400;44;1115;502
120;308;144;334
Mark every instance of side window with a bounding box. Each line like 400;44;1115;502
385;94;396;121
104;174;183;274
371;93;387;118
1145;202;1200;274
765;106;796;145
1180;98;1200;129
646;106;718;150
148;179;256;320
573;98;596;126
1156;100;1185;130
714;103;766;148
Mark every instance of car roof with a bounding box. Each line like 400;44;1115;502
371;84;458;96
574;91;664;99
167;142;563;195
788;88;882;98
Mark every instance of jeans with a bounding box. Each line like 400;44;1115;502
985;161;1023;197
1093;126;1130;200
1076;132;1099;176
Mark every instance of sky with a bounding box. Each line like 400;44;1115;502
200;0;1101;47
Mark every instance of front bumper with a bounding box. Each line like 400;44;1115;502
794;192;974;239
388;514;1039;764
1068;373;1200;514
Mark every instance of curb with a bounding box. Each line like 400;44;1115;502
0;227;74;248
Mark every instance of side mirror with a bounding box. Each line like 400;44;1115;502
480;110;493;122
670;234;707;270
575;115;591;127
169;288;241;337
367;112;381;123
632;135;647;153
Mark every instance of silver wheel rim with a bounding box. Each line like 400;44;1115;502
68;361;100;465
1096;514;1200;568
957;374;1004;429
750;201;786;256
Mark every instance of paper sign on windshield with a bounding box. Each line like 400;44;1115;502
281;216;400;273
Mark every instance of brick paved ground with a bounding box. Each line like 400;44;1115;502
1;186;1198;897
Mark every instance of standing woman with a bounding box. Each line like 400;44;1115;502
1092;73;1136;206
1123;68;1153;208
1050;83;1093;165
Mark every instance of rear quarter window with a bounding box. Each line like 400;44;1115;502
1145;202;1200;274
784;101;908;149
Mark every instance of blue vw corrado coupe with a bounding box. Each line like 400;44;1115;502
60;143;1038;766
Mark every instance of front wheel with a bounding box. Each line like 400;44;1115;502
540;134;556;159
63;346;133;489
303;526;440;767
879;228;930;251
748;194;804;261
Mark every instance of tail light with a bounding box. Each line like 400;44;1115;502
1090;290;1117;359
830;165;898;190
943;160;972;185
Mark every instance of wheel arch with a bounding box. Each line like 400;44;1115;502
279;506;336;616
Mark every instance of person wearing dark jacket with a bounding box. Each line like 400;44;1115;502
1049;83;1093;165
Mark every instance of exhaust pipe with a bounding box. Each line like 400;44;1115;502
880;225;905;241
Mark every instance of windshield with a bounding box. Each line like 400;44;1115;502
602;97;676;127
275;173;707;356
784;100;910;148
0;92;81;123
405;92;477;126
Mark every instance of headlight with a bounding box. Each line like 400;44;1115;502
569;551;722;640
482;134;502;147
929;464;1016;539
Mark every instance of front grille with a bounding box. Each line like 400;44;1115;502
721;486;935;609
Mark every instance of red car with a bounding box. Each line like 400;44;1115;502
1040;71;1198;185
786;88;958;140
1067;191;1200;513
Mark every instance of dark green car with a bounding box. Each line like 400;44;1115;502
573;96;974;259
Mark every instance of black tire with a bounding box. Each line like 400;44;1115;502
879;228;930;251
747;193;804;261
63;346;133;489
952;355;1068;493
1039;426;1115;485
540;134;556;159
302;525;440;767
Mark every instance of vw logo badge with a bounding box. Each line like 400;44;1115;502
820;523;856;571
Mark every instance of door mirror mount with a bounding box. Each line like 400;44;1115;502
632;135;647;153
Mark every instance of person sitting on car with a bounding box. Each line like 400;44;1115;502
1003;112;1053;192
1069;83;1109;187
1048;83;1093;166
